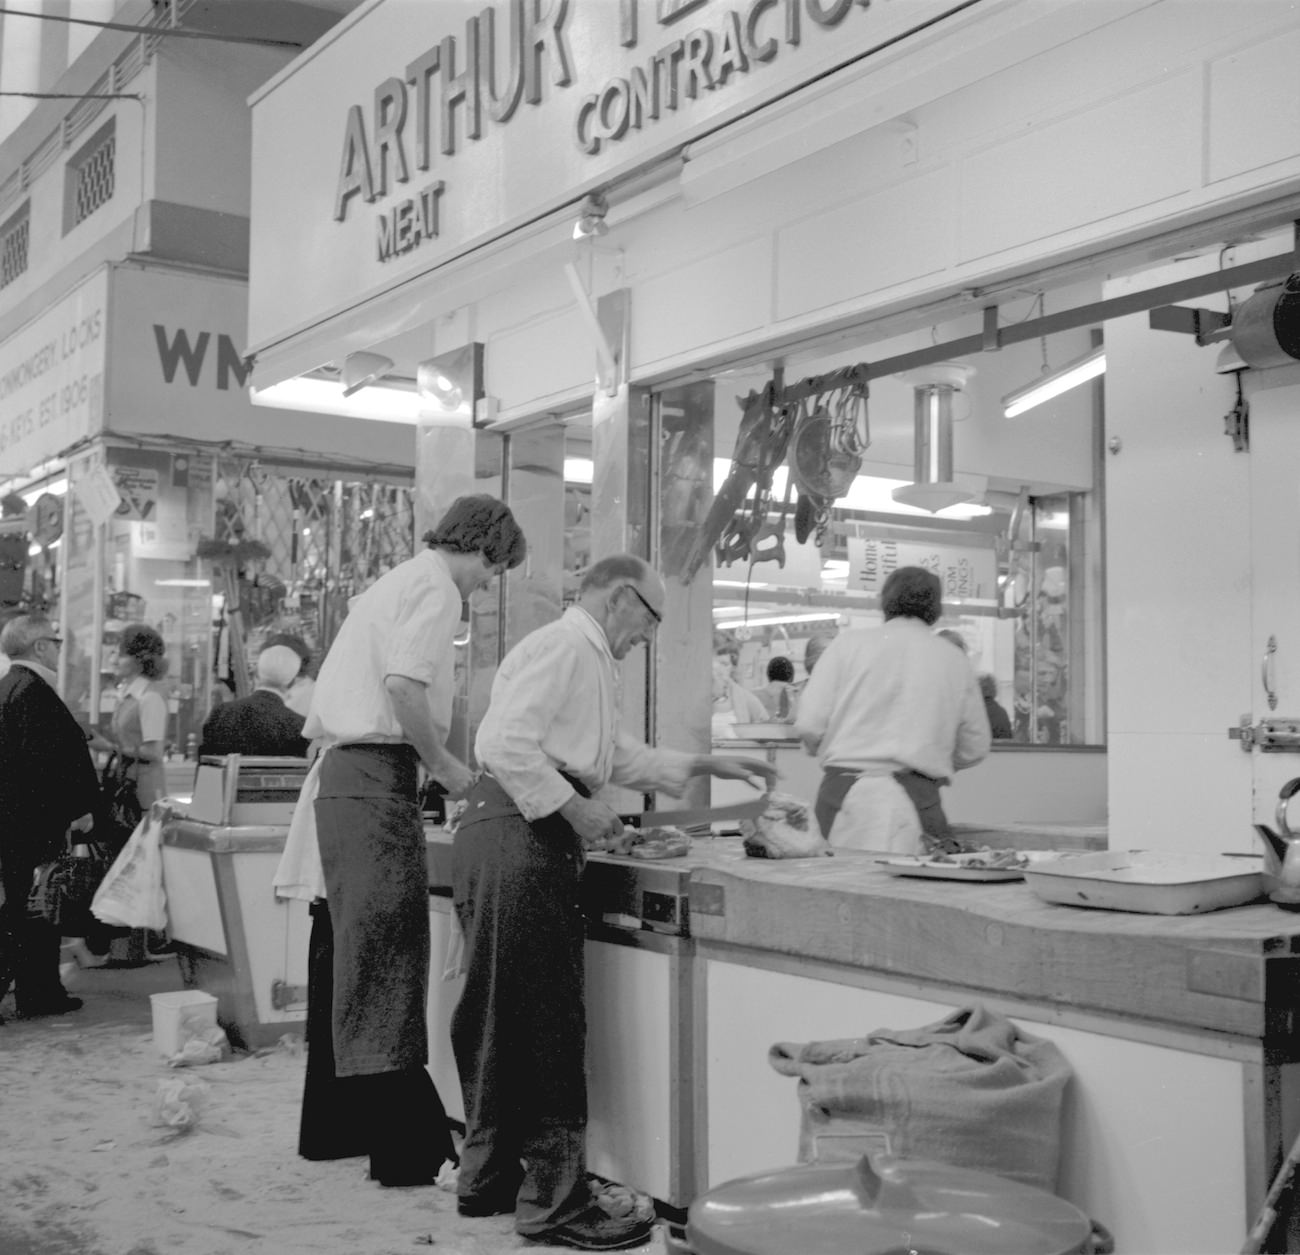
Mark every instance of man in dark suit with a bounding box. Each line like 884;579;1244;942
198;644;311;758
0;613;100;1018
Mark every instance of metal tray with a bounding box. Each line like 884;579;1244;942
875;855;1025;882
1023;851;1265;914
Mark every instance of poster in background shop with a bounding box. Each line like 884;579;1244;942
0;267;108;479
847;534;996;603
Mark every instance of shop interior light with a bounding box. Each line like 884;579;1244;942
563;457;594;484
416;344;485;424
711;460;990;520
340;351;395;397
561;459;993;520
715;611;843;629
251;375;425;423
1002;346;1106;418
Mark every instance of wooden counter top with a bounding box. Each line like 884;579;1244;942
689;851;1300;1041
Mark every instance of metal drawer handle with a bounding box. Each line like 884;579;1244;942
1264;636;1278;711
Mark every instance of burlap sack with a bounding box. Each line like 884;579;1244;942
769;1003;1072;1192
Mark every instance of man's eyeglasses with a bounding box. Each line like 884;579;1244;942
37;636;63;647
622;584;661;626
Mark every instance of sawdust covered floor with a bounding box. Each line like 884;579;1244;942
0;958;664;1255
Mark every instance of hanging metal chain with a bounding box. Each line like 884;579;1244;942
828;378;870;458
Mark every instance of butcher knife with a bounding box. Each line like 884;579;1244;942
618;795;769;828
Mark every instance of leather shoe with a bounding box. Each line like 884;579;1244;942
16;994;83;1019
523;1205;654;1251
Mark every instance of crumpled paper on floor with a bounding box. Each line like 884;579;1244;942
167;1025;230;1068
151;1077;210;1129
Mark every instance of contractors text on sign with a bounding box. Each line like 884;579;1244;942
332;0;872;262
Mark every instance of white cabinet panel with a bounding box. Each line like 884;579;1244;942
704;959;1246;1255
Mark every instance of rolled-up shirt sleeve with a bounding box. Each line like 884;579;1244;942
953;674;992;770
384;577;461;742
610;733;695;798
385;580;460;686
793;642;841;749
477;637;584;821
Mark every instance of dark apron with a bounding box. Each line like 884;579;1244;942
815;765;961;854
314;742;428;1076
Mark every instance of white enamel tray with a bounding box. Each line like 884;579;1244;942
1022;851;1265;914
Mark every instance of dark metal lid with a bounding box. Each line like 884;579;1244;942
686;1154;1094;1255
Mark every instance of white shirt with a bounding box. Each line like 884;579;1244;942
121;674;168;742
476;606;694;821
794;617;990;781
304;548;460;746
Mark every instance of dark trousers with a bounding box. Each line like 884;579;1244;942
308;744;454;1184
1;846;66;1012
451;786;590;1235
298;901;369;1161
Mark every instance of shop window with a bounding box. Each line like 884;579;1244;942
212;459;415;691
697;344;1103;750
0;202;29;289
64;118;115;232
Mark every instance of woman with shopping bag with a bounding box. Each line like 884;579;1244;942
87;624;171;964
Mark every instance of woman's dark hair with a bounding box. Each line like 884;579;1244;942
118;623;168;678
880;566;942;626
423;494;526;570
766;656;794;683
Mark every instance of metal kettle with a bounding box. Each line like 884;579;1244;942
1254;778;1300;909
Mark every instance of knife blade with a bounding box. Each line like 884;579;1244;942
618;796;769;829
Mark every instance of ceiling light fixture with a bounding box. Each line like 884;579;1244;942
892;363;978;513
340;351;395;397
572;192;610;240
1002;346;1105;418
417;343;485;424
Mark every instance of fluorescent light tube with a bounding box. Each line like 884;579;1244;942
716;611;843;629
251;376;425;424
1002;347;1105;418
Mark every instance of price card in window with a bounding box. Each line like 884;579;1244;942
73;463;124;528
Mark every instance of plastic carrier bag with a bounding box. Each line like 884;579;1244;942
91;805;168;932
